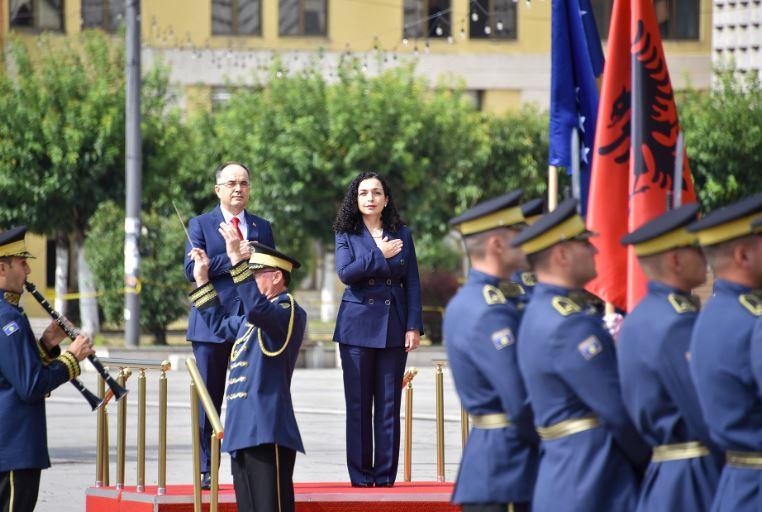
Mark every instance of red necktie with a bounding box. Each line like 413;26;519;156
231;217;244;240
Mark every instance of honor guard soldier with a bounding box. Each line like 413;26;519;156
444;190;540;512
687;193;762;512
188;224;306;512
513;198;650;512
618;204;721;512
0;227;93;512
508;198;543;307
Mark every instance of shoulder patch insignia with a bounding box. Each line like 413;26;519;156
2;321;19;336
491;328;515;350
668;293;698;314
483;285;507;305
552;296;582;316
739;294;762;317
577;336;603;360
520;272;537;287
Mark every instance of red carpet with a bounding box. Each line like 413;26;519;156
86;482;461;511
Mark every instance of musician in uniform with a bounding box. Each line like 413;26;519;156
513;199;650;512
688;193;762;512
188;223;305;512
183;162;277;489
444;191;540;512
618;204;721;512
0;226;93;512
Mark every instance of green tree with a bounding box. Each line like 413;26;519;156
680;70;762;210
85;201;189;344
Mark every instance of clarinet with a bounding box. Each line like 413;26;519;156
24;281;129;403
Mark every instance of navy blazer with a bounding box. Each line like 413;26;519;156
184;206;275;343
332;225;423;348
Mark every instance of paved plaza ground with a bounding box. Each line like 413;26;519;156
38;366;465;512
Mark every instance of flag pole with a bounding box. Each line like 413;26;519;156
672;131;684;210
571;128;581;211
548;166;559;211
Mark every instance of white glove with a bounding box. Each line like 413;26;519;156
603;312;624;342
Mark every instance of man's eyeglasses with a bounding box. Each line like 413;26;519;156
217;180;250;189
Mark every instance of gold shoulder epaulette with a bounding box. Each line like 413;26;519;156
552;296;582;316
520;272;537;287
668;293;698;314
739;293;762;317
483;285;507;305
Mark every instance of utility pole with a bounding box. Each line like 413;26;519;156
124;0;142;347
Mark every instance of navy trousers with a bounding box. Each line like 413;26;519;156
191;341;233;474
339;344;407;486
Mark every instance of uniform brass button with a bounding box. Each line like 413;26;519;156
368;299;375;305
385;299;391;306
369;278;375;285
386;279;392;285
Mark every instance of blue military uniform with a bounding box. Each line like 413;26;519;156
445;191;539;510
513;199;650;512
687;193;762;512
190;244;305;512
0;226;82;512
618;203;721;512
184;206;276;477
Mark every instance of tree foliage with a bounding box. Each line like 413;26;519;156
680;70;762;211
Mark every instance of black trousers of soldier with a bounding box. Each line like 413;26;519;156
462;503;530;512
0;469;41;512
231;444;296;512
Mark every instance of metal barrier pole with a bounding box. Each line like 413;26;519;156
434;360;447;482
158;361;170;495
137;369;147;492
461;406;469;449
116;368;131;489
104;408;110;486
95;375;105;487
404;378;414;482
210;434;220;512
190;382;202;512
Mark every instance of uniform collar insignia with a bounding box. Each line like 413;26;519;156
500;281;525;298
668;292;699;313
2;290;21;306
739;292;762;316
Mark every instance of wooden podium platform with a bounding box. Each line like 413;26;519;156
86;482;460;511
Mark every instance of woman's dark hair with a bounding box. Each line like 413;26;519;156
333;171;404;234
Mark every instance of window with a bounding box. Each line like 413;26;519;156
212;0;261;36
9;0;64;31
81;0;125;32
279;0;327;36
403;0;451;39
591;0;699;40
469;0;517;39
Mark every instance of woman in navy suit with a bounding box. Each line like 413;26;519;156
332;171;423;487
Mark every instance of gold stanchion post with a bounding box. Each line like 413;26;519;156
460;407;469;449
210;435;220;512
434;360;447;482
116;368;131;489
95;375;105;487
137;369;147;492
403;368;418;482
158;361;170;495
190;382;202;512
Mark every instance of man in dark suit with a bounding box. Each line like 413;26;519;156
184;162;276;488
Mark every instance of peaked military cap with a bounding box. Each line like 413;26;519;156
621;203;700;256
0;226;35;259
449;190;525;236
687;192;762;246
249;242;301;272
521;198;545;225
511;198;590;255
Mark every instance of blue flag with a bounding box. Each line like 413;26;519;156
548;0;604;215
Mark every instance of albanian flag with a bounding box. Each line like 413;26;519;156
586;0;697;311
